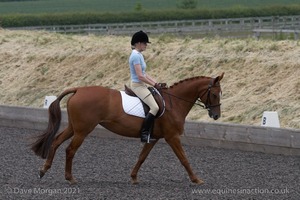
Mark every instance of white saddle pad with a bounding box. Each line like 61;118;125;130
120;91;146;118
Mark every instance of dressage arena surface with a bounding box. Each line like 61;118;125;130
0;126;299;200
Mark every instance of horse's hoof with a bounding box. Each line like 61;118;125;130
39;170;45;179
68;179;78;185
195;179;204;185
131;178;139;185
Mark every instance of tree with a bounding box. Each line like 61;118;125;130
177;0;197;9
134;2;143;11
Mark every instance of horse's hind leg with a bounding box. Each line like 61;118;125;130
39;126;74;178
131;140;158;184
65;133;87;185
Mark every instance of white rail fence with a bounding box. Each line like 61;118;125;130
8;15;300;38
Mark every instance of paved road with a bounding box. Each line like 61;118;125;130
0;126;299;200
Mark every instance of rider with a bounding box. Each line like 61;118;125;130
129;30;159;143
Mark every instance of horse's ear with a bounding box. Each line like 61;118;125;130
214;72;224;84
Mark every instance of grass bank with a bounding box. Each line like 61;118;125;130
0;30;299;129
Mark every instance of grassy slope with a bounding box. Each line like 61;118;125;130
0;30;299;129
0;0;299;14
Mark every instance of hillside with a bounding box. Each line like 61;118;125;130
0;30;299;129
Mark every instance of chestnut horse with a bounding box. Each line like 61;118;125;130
31;73;224;185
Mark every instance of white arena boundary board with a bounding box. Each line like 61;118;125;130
0;105;299;156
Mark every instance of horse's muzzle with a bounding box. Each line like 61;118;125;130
212;114;219;120
209;110;220;120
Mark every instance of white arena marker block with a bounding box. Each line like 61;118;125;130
43;96;57;108
261;111;280;128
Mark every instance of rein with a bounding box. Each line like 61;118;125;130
161;78;221;111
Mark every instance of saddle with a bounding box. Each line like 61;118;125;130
124;85;165;118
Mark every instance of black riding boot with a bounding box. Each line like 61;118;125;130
140;113;156;143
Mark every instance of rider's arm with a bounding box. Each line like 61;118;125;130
134;64;157;86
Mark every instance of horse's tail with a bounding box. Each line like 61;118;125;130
31;88;77;159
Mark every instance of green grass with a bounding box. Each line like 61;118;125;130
1;0;299;27
0;0;299;14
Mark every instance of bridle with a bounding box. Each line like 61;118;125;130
197;78;221;110
161;78;221;111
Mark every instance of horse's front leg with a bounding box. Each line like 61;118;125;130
166;135;204;184
131;139;159;184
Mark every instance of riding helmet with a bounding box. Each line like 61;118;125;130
131;30;151;46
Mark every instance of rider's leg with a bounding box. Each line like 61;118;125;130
131;83;159;143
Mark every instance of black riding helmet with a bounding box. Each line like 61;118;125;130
131;30;151;46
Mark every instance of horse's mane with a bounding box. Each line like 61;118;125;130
169;76;209;88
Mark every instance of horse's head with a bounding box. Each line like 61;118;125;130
199;73;224;120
